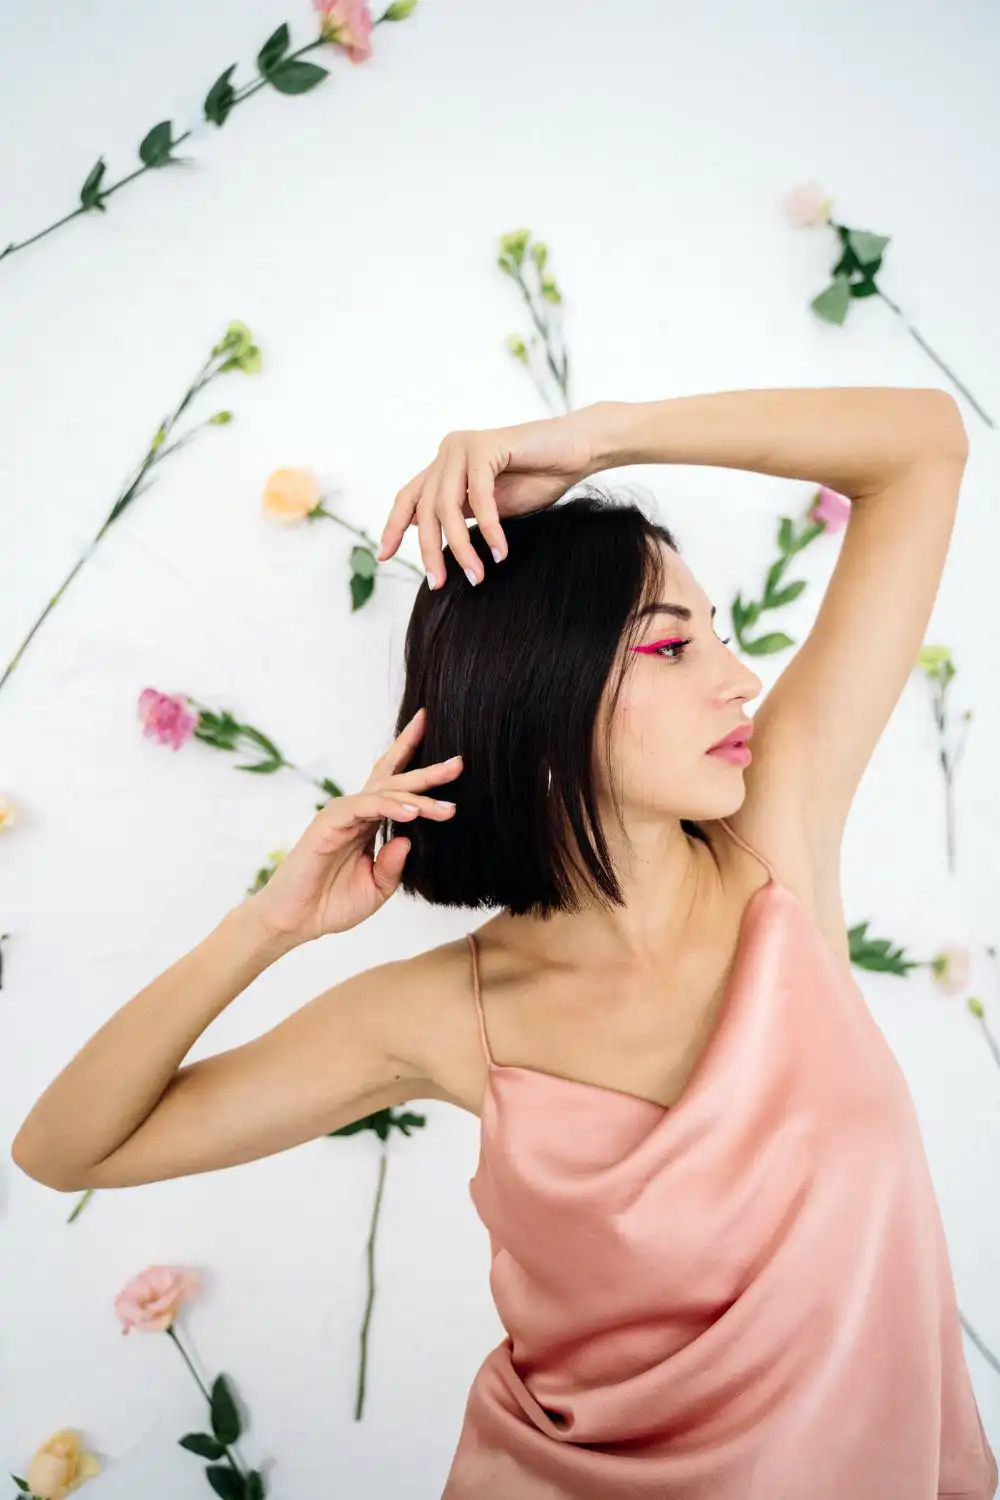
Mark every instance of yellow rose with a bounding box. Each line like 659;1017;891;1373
262;467;322;524
25;1429;101;1500
0;794;15;831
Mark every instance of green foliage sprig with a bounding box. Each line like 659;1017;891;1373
499;228;571;413
0;320;262;700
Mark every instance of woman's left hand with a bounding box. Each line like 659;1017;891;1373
377;405;607;589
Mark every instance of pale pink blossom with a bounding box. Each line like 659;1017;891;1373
810;485;852;534
25;1429;101;1500
313;0;373;62
138;689;198;750
114;1265;200;1335
784;182;834;228
930;946;972;997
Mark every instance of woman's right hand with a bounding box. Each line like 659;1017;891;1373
244;707;461;945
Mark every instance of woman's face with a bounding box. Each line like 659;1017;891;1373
598;546;764;823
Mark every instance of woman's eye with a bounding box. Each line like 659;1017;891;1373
653;633;732;661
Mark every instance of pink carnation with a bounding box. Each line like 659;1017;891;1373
138;689;198;750
810;486;852;534
114;1265;200;1335
314;0;373;62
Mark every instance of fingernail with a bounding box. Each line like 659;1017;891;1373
464;567;479;586
435;800;455;809
491;546;504;564
426;571;438;589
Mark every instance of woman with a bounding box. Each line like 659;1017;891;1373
13;388;996;1499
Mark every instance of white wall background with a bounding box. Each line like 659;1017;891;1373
1;0;999;1494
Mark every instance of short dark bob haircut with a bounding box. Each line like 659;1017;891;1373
376;486;711;919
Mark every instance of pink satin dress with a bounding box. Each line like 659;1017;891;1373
442;818;997;1499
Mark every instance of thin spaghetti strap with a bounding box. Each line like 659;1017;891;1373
716;817;777;885
465;932;495;1068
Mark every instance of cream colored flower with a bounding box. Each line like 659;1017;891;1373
930;946;972;997
262;467;323;524
25;1429;101;1500
784;182;834;228
0;794;16;831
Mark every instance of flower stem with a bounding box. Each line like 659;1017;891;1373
66;1187;95;1224
312;505;424;577
513;267;571;411
355;1145;389;1420
165;1326;248;1481
0;353;229;698
875;289;995;429
959;1312;1000;1377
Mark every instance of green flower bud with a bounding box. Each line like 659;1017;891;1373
540;278;562;304
499;229;530;265
530;241;548;270
916;644;952;673
967;996;984;1018
215;320;253;358
209;410;234;425
151;423;167;451
237;345;263;374
383;0;418;17
507;335;528;362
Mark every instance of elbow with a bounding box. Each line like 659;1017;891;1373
10;1135;90;1192
917;389;970;464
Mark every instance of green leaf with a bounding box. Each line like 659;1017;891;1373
849;277;880;299
741;599;761;628
762;557;789;602
139;120;176;167
766;579;807;609
12;1477;30;1493
257;23;290;73
351;545;378;579
247;1472;266;1500
204;64;239;125
80;157;107;210
810;275;851;325
206;1466;246;1500
211;1373;242;1446
179;1433;226;1460
846;229;890;266
318;776;345;798
267;59;329;94
742;631;795;656
777;517;795;554
351;570;376;611
848;920;919;975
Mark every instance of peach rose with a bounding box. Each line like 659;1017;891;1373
25;1429;101;1500
0;794;16;831
262;466;323;524
114;1264;199;1335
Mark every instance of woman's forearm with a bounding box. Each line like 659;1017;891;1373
11;900;297;1184
590;387;969;501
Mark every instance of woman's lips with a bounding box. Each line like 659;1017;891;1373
706;743;752;766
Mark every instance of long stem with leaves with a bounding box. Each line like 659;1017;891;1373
0;4;418;266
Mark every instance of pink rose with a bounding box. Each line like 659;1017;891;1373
138;689;198;750
784;182;834;229
313;0;373;62
810;485;851;534
25;1429;101;1500
114;1264;200;1335
930;947;972;997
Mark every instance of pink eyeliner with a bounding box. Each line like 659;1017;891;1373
631;637;684;655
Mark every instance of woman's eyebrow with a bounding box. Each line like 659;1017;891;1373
637;602;716;623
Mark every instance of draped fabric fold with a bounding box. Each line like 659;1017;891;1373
442;821;997;1500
